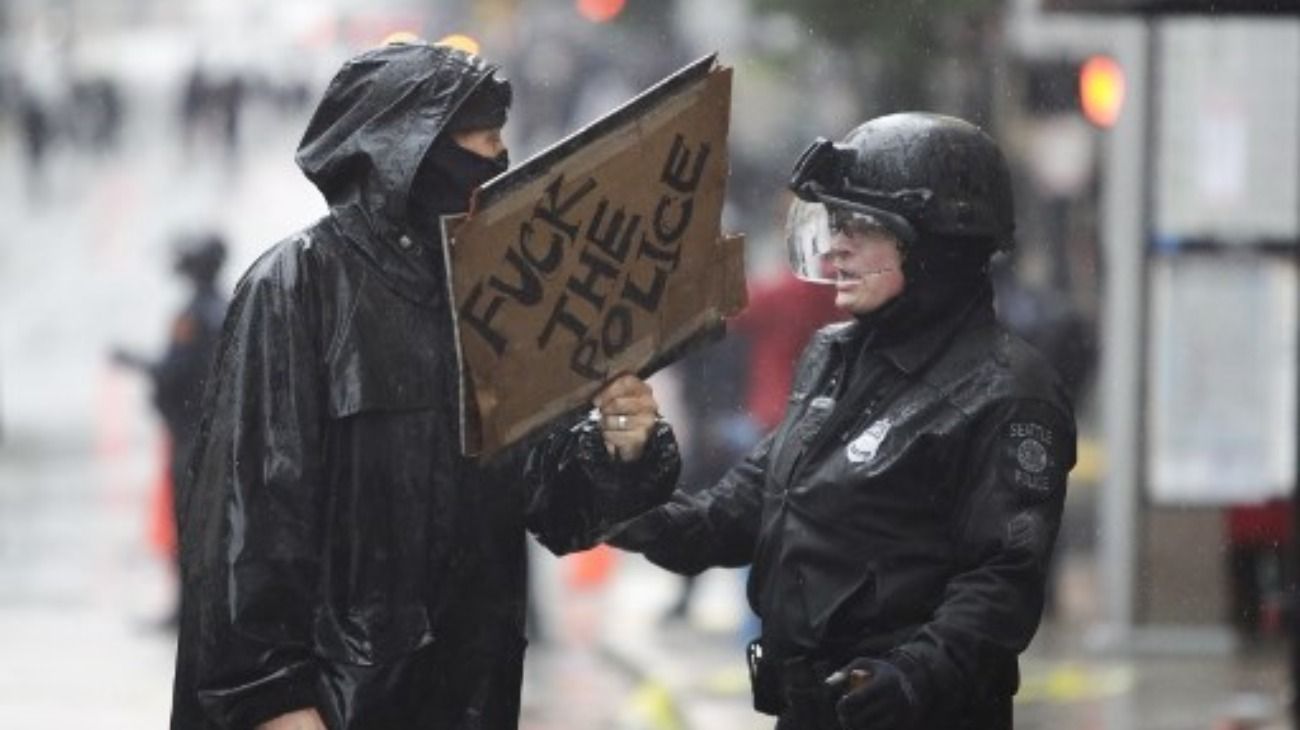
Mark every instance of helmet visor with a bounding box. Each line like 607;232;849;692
785;200;903;283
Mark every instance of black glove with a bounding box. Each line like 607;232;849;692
827;657;921;730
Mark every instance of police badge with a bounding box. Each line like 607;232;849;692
846;418;892;464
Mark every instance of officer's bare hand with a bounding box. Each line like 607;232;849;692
593;374;659;463
256;708;326;730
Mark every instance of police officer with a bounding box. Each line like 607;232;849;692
610;113;1076;730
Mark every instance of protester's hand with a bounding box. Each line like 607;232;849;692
255;708;326;730
593;374;659;463
827;657;921;730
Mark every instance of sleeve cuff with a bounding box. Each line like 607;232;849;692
199;661;318;729
884;648;931;711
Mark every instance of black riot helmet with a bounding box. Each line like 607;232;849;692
786;113;1014;283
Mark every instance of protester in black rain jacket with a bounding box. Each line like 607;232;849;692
611;114;1076;730
170;42;678;730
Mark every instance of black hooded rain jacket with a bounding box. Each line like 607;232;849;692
170;44;679;730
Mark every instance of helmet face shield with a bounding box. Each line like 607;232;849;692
785;200;907;283
786;198;836;283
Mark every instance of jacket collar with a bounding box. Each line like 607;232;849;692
829;283;994;376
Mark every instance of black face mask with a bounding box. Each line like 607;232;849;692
408;138;509;236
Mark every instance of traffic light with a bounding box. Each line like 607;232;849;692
1079;55;1126;128
576;0;626;23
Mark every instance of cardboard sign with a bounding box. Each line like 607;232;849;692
445;55;745;458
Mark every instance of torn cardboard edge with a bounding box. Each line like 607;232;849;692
474;53;720;211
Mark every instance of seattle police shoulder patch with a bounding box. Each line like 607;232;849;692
1004;419;1066;496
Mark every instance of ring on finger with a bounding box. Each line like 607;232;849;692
615;414;628;430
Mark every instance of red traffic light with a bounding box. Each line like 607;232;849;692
1079;55;1125;128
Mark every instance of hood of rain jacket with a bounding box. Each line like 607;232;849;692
295;42;500;304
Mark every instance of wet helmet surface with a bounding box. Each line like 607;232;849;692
790;112;1015;254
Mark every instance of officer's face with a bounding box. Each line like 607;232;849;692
826;229;905;315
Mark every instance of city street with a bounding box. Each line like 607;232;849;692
0;26;1295;730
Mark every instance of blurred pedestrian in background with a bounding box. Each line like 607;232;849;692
19;88;53;200
733;264;846;445
660;257;846;628
169;41;678;730
112;231;230;626
610;113;1076;730
659;334;755;625
113;232;230;501
1224;499;1294;644
177;65;246;163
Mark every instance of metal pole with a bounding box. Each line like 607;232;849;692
1291;33;1300;728
1093;19;1150;648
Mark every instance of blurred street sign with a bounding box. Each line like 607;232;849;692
1154;22;1300;243
1146;254;1298;504
446;55;746;458
1044;0;1300;13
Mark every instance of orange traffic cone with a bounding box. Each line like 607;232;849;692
148;438;177;559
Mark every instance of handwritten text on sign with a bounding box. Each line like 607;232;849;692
459;134;709;380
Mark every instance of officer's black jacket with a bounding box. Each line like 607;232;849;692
611;285;1075;720
169;44;680;730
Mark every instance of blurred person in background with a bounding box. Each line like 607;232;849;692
19;87;53;200
659;334;756;625
990;259;1095;407
609;113;1076;730
659;228;846;629
169;42;678;730
179;65;208;157
112;232;230;627
734;246;847;444
113;232;230;495
69;76;124;155
1224;499;1294;644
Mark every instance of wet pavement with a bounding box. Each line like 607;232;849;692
0;92;1295;730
